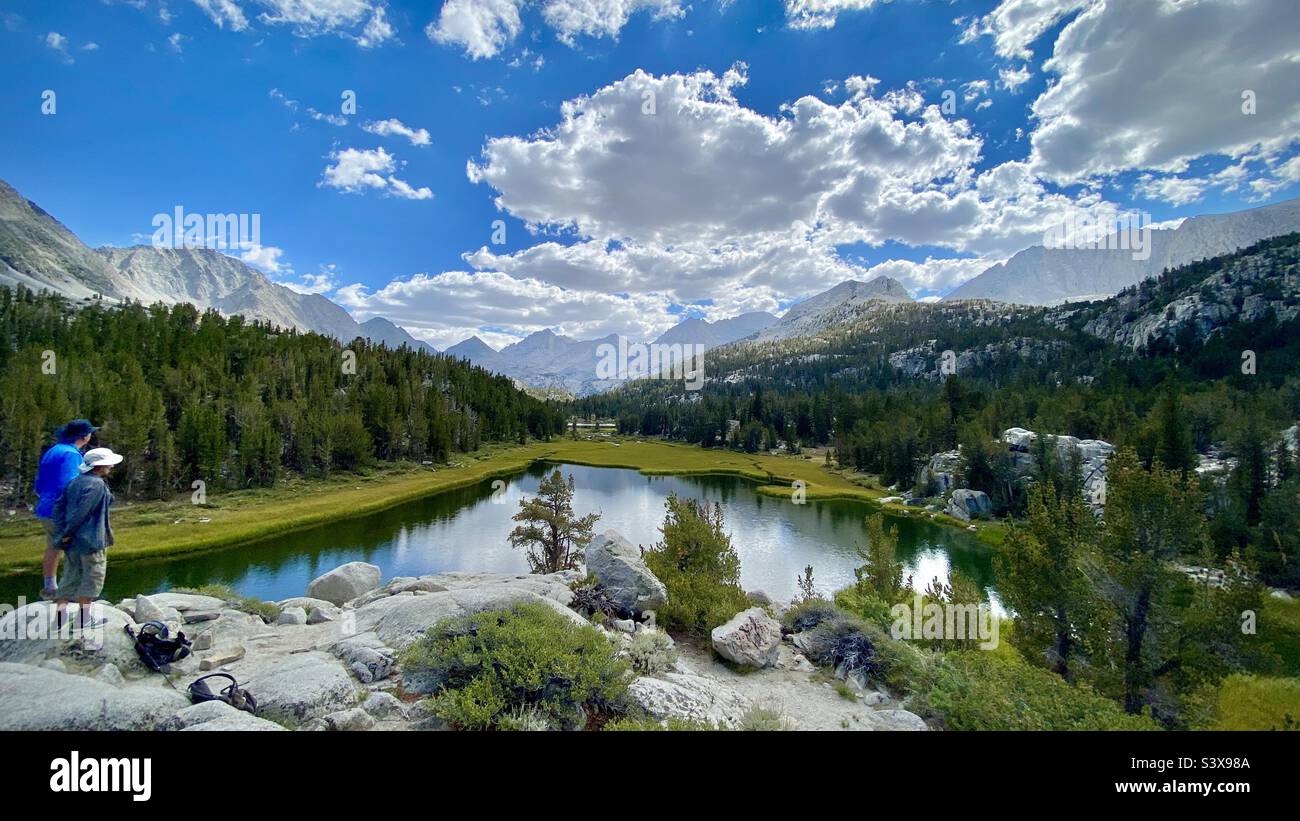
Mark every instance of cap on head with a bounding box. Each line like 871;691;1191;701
79;447;123;473
56;419;99;443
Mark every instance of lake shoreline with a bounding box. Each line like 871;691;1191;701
0;437;1002;576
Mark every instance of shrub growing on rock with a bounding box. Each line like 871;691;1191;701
627;629;677;673
739;706;795;731
569;581;619;621
603;716;719;731
399;602;630;730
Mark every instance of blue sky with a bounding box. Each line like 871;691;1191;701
2;0;1298;348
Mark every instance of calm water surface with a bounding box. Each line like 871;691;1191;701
0;463;1000;610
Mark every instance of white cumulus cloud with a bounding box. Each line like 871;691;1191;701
320;146;432;200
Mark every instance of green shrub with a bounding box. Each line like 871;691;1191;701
602;716;720;731
1199;674;1300;730
643;494;751;635
832;586;896;632
627;629;678;673
399;601;630;730
739;706;794;731
912;650;1159;731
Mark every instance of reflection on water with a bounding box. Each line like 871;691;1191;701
0;463;1000;611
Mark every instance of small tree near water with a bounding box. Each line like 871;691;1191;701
509;469;600;573
643;494;750;635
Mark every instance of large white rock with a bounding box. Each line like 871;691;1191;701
276;597;340;615
147;592;230;612
0;663;189;730
331;632;397;684
946;489;992;521
162;700;285;731
584;530;667;615
133;594;167;624
0;601;143;672
861;709;929;731
353;573;585;651
710;607;783;668
626;672;750;728
918;449;961;494
242;651;360;725
306;562;383;606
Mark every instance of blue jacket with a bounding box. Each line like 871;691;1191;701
33;443;83;519
52;474;114;554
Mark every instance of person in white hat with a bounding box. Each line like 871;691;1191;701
50;447;123;629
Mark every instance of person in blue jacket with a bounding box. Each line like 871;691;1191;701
33;419;97;599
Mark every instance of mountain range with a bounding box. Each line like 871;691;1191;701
946;197;1300;305
0;178;436;354
443;313;781;397
5;175;1300;396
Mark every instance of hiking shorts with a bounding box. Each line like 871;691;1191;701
56;551;106;600
41;518;58;551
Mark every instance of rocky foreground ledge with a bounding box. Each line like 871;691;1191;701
0;542;926;732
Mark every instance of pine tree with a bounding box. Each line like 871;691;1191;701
996;482;1097;681
509;470;600;573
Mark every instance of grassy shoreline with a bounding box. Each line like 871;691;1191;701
0;437;999;575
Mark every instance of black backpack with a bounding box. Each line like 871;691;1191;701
188;673;258;715
125;621;192;672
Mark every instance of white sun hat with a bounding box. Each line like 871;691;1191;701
79;447;124;473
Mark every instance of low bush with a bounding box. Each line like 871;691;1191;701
1199;674;1300;730
738;706;795;731
626;629;678;674
399;602;630;730
911;650;1159;731
603;716;720;731
569;582;620;621
782;598;841;633
832;586;897;632
801;614;877;676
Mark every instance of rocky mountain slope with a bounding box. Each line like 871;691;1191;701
759;276;912;341
0;179;118;299
1071;232;1300;352
947;196;1300;305
604;233;1300;400
0;178;432;353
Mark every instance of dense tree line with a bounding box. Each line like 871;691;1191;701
0;286;565;503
